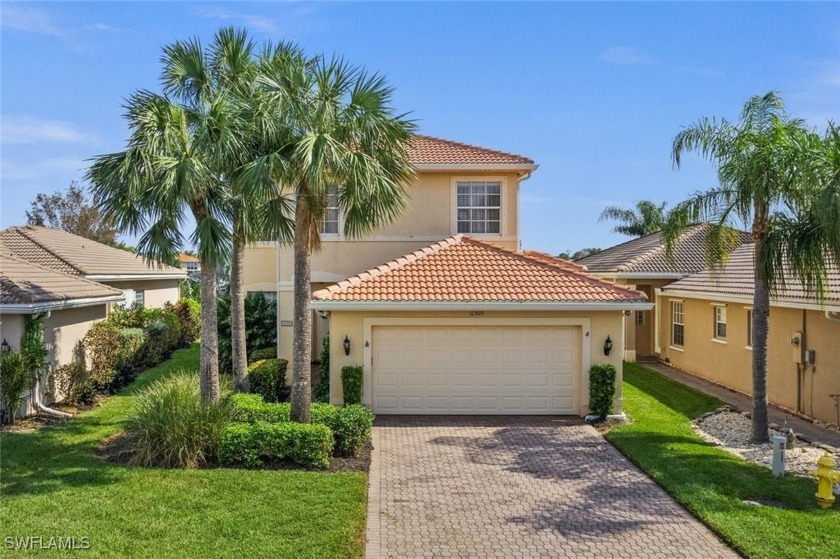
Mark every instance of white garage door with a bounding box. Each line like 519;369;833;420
372;325;579;415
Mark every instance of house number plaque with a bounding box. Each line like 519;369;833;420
468;311;485;317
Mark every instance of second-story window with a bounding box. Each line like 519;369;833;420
457;181;501;234
319;186;339;236
714;305;727;340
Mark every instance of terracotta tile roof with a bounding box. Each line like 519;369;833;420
407;135;535;166
0;226;185;278
0;251;123;306
576;224;752;276
662;243;840;308
179;253;200;263
312;235;647;303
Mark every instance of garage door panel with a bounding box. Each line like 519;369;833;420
372;325;578;415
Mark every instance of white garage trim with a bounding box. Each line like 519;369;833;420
362;317;592;414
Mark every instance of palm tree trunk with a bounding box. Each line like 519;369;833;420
230;221;248;392
291;197;312;423
751;232;770;442
199;262;221;404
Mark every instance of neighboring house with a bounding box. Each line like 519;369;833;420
657;243;840;426
0;226;186;308
0;251;124;416
244;135;652;416
179;252;201;273
575;224;751;361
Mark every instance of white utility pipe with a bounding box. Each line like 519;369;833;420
826;311;840;323
32;379;71;420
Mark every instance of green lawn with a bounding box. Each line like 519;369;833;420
0;345;368;558
607;362;840;559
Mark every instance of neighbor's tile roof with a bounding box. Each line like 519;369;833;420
312;235;647;303
662;243;840;307
576;224;752;276
0;251;123;306
407;135;535;166
179;252;200;264
0;226;185;278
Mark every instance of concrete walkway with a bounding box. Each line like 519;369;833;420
366;416;737;559
642;361;840;449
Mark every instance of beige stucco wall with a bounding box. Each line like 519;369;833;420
659;296;840;425
611;278;676;361
243;245;278;292
323;309;626;417
102;279;181;308
0;315;24;352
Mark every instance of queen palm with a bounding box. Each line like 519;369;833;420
159;29;295;390
87;90;236;403
245;51;416;423
665;91;840;442
599;200;668;237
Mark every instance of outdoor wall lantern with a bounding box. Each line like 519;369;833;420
603;335;613;356
1;338;9;353
343;335;351;356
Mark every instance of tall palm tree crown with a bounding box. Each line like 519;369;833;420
599;200;668;237
665;91;840;442
243;51;417;423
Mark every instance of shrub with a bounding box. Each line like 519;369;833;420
589;363;617;419
248;346;276;363
164;299;200;347
109;305;182;353
248;359;289;403
117;328;147;383
228;393;291;423
53;362;95;405
341;365;363;406
227;395;373;457
332;405;374;456
127;371;231;469
0;351;33;424
217;292;277;374
143;321;171;366
313;335;330;403
218;422;333;469
83;321;123;389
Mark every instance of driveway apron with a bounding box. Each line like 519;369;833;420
366;416;738;559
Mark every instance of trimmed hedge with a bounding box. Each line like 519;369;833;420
313;335;330;403
227;394;374;457
341;365;363;406
53;362;95;405
247;359;289;403
164;299;200;347
218;422;333;469
248;347;276;363
589;363;617;418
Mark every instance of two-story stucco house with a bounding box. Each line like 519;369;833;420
244;135;652;416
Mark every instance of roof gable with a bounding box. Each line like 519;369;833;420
313;235;647;304
576;224;752;276
0;226;185;278
407;135;535;167
0;251;123;306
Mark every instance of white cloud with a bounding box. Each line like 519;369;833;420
83;22;136;35
195;7;280;33
1;116;97;145
0;5;64;37
599;46;654;66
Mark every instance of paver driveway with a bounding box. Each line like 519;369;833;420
366;416;737;559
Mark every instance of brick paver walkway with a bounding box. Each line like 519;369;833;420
367;416;738;559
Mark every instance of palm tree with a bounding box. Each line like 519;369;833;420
244;51;416;423
599;200;668;236
159;29;295;390
665;91;840;442
87;90;235;403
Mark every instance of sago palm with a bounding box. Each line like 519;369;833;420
665;91;840;442
244;51;416;422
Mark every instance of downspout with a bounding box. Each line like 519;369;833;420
31;309;70;419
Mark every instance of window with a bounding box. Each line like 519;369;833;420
319;186;339;235
746;310;752;347
671;301;684;347
457;181;501;234
134;289;145;308
714;306;727;340
635;310;645;326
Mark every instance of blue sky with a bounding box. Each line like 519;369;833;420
2;1;838;254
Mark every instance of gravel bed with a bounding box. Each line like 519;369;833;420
694;409;840;487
